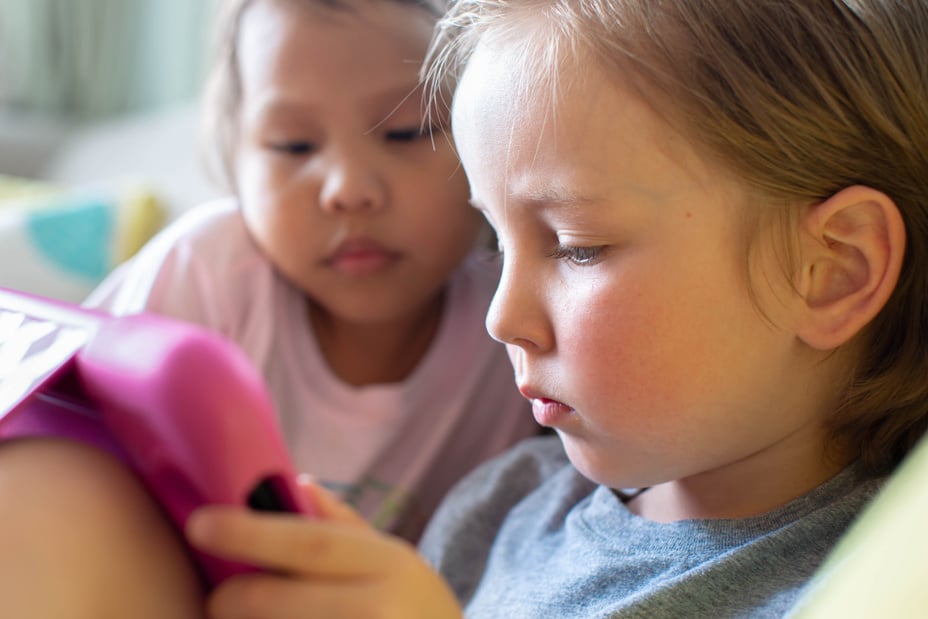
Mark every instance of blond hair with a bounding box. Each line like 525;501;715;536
426;0;928;475
201;0;445;193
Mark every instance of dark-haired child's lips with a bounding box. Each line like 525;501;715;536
324;239;400;275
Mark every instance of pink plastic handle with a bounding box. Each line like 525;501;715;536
75;314;315;584
0;287;314;586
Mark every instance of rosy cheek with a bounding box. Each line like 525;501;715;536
566;284;683;405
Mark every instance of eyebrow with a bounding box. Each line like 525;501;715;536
368;84;423;115
365;86;425;134
252;83;422;122
469;188;600;212
516;187;598;209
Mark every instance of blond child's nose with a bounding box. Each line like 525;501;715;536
485;263;549;352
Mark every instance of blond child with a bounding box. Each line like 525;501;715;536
184;0;928;617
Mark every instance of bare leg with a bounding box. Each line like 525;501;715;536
0;438;205;619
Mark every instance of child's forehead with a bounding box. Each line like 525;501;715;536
460;62;712;193
452;35;573;130
237;0;433;113
452;22;637;133
453;38;645;150
452;37;754;224
238;0;436;59
455;29;744;184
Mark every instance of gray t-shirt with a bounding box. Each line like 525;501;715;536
419;436;883;618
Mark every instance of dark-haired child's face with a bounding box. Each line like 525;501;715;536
234;1;481;329
452;38;838;500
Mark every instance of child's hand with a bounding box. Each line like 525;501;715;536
186;479;463;619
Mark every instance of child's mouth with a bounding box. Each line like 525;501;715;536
530;397;574;427
325;238;400;276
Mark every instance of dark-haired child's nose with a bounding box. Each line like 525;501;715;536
318;164;385;213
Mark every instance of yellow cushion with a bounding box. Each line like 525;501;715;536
0;174;165;302
790;432;928;617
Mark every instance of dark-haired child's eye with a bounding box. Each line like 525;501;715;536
268;141;316;156
386;127;430;143
486;247;504;265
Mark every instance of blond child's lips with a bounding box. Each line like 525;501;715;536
530;398;574;427
519;385;575;426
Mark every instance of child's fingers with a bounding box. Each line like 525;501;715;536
186;506;411;578
207;571;461;619
296;475;366;526
189;507;464;619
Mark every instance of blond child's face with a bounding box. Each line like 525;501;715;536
452;41;837;495
234;1;480;327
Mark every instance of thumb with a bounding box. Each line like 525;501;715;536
298;474;367;526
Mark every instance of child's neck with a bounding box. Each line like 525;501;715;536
624;433;851;523
309;294;445;387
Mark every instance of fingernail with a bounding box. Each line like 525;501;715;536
185;510;208;543
296;473;315;487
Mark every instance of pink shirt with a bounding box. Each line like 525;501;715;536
86;199;537;537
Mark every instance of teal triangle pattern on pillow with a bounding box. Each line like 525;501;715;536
25;195;115;281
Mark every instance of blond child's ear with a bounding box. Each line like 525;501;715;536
794;185;906;350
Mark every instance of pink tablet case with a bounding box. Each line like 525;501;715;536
0;287;314;586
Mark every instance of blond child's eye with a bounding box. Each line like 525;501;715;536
549;244;603;266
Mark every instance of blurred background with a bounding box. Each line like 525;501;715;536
0;0;216;122
0;0;225;301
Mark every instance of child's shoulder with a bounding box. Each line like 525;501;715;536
156;197;247;250
419;435;590;601
420;436;569;526
86;197;274;318
130;197;268;283
484;434;570;480
423;435;573;532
